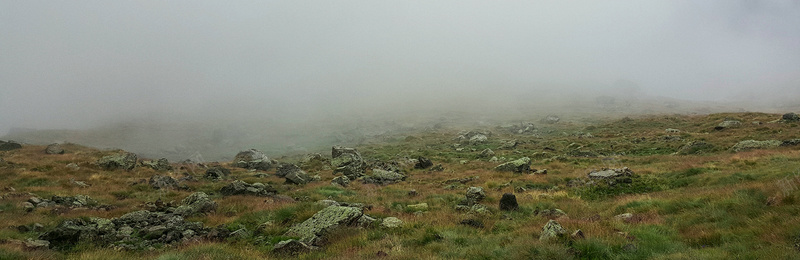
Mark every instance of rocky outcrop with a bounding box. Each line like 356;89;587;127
331;176;350;187
45;143;64;154
783;113;799;122
362;169;406;185
232;149;274;171
97;152;138;171
494;157;531;173
25;195;101;211
331;146;365;180
220;180;276;197
284;206;366;246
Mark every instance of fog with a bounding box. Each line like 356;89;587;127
2;1;800;160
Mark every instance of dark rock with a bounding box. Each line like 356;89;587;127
97;152;138;171
783;113;800;122
571;229;585;239
149;175;179;190
783;139;800;146
499;193;519;211
277;164;311;185
233;149;274;171
204;166;230;181
0;141;22;151
414;156;433;169
220;180;276;197
45;143;65;154
408;189;418;197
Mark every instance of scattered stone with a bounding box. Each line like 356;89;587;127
541;115;560;124
731;140;782;152
714;120;742;130
299;153;330;171
273;239;313;255
677;141;715;155
469;134;488;145
141;158;172;171
588;167;633;179
331;176;350;187
539;220;567;241
45;143;65;154
279;164;311;185
498;139;518;150
362;169;406;185
204;166;230;181
407;203;428;212
460;187;486;207
504;122;536;134
459;219;484;228
97;152;138;171
479;148;495;158
22;202;35;212
331;146;365;180
615;213;633;221
783;113;800;122
220;180;276;197
0;140;22;151
494;157;531;173
284;206;366;246
445;176;479;185
70;178;90;188
414;156;433;169
571;229;585;240
499;193;518;211
66;163;80;170
149;175;179;190
24;239;50;250
408;189;418;197
233;149;274;171
665;128;680;133
173;192;217;216
381;217;402;228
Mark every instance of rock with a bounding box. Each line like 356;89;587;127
299;153;329;171
731;140;782;152
220;180;276;197
445;176;479;184
381;217;403;228
537;209;567;219
45;143;65;154
494;157;531;173
429;164;444;172
534;169;548;175
0;141;22;151
498;139;518;150
588;167;633;179
505;123;536;134
66;163;80;170
273;239;313;255
783;113;800;122
22;202;35;212
407;203;428;212
173;192;217;216
331;146;365;180
469;134;488;145
414;156;433;169
539;220;567;241
24;239;50;250
465;187;486;205
97;152;138;171
204;166;231;181
571;230;585;239
499;193;519;211
278;164;311;185
362;169;406;185
142;158;172;171
408;189;418;197
149;175;179;190
541;115;560;124
783;139;800;147
665;128;680;133
714;120;742;130
459;219;484;228
331;176;350;187
615;213;633;221
232;149;274;171
479;148;495;158
677;141;714;155
317;200;340;207
284;206;365;245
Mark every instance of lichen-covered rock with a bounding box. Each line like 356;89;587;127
204;166;230;181
499;193;518;211
539;220;567;241
220;180;276;196
469;134;488;145
45;143;65;154
149;175;178;190
714;120;742;130
381;217;402;228
277;164;311;185
414;156;433;169
331;146;365;180
24;238;50;250
731;140;782;152
479;148;495;158
362;169;406;185
232;149;274;170
494;157;531;173
588;167;633;179
97;152;138;171
462;187;486;206
331;176;350;187
285;206;365;245
142;158;172;171
299;153;330;171
273;239;313;255
783;113;799;122
173;192;216;216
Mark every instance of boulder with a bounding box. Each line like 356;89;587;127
541;115;560;124
45;143;64;154
479;148;495;158
731;140;782;152
497;139;519;150
142;158;172;171
331;146;365;180
284;206;365;245
299;153;329;171
414;156;433;169
204;166;230;181
407;203;429;212
539;220;567;241
220;180;276;197
783;113;800;122
494;157;531;173
465;187;486;205
714;120;742;130
469;134;488;145
588;167;633;179
0;141;22;151
362;169;406;185
665;128;680;133
233;149;273;171
499;193;518;211
273;239;313;255
97;152;138;171
331;176;350;187
149;175;179;190
380;217;403;228
571;230;585;240
173;192;217;216
277;164;311;185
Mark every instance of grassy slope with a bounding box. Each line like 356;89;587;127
1;112;799;259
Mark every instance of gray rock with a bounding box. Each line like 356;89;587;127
497;139;518;150
469;134;488;145
204;166;230;181
588;167;633;179
381;217;403;228
539;220;567;241
541;115;560;124
783;113;799;121
615;213;633;221
331;146;365;180
173;192;217;216
414;156;433;169
273;239;313;255
362;169;406;185
0;141;22;151
731;140;782;152
220;180;276;197
299;153;329;171
278;164;311;185
331;176;350;187
494;157;531;173
142;158;172;171
22;202;35;212
714;120;742;130
24;239;50;250
284;206;364;245
499;193;518;211
45;143;65;154
677;141;714;155
149;175;179;190
97;152;138;171
233;149;274;171
479;148;495;158
465;187;486;205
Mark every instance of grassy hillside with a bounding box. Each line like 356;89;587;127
1;112;800;259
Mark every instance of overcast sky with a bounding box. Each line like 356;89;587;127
2;0;800;134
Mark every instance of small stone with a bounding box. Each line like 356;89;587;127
381;217;403;228
615;213;634;221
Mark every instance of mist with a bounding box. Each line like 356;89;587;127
2;1;800;160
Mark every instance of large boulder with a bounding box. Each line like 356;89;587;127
204;166;231;181
465;187;486;204
220;180;276;197
539;220;567;241
149;175;179;190
331;146;365;180
45;143;65;154
277;164;311;185
97;152;138;171
494;157;531;173
783;113;799;122
362;169;406;185
0;141;22;151
173;192;217;216
142;158;172;171
232;149;274;171
731;140;782;152
284;206;365;245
